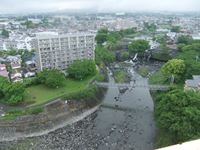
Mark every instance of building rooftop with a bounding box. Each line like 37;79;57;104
0;64;6;68
185;75;200;88
34;32;96;40
0;64;8;78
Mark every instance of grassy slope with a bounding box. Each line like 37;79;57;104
24;76;93;106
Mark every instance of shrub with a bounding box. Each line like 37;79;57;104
155;89;200;142
37;69;66;88
23;77;39;87
67;59;96;80
64;85;97;100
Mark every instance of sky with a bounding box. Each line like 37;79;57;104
0;0;200;14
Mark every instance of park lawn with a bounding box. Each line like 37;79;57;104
24;76;94;106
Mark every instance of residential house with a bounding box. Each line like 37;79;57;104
6;55;23;82
25;60;37;72
184;75;200;91
6;55;21;64
10;62;23;82
0;64;9;79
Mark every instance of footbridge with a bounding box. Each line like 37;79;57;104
94;81;169;91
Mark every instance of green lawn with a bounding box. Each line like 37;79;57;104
24;76;94;106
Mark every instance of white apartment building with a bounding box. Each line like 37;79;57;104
32;32;95;71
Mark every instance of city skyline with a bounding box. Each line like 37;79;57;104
0;0;200;14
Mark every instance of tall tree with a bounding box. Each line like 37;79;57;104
128;40;150;55
95;28;109;44
0;77;9;99
161;59;186;84
177;35;193;45
0;78;25;105
95;46;115;65
171;26;181;33
1;29;9;38
67;59;96;80
155;89;200;142
4;83;25;105
144;22;157;32
38;69;66;88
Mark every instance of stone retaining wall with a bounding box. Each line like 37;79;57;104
0;100;75;141
0;101;100;141
0;87;106;142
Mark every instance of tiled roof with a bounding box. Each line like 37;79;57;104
0;70;9;78
0;64;6;68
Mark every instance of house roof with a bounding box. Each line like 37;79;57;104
0;64;6;68
11;63;21;68
185;75;200;88
0;70;9;78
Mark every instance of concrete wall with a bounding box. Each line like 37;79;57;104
0;99;94;142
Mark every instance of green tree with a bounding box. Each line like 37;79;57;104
95;46;115;65
107;32;122;43
45;71;65;88
41;18;49;27
37;69;48;84
155;89;200;142
182;43;200;52
0;77;9;99
161;59;186;83
1;29;9;38
21;50;35;62
95;28;109;44
171;26;181;33
144;22;157;32
119;28;136;36
0;77;25;105
4;83;25;105
156;35;167;45
121;51;129;60
177;35;193;45
22;20;37;29
177;43;186;51
177;43;200;79
38;69;66;88
152;44;171;61
128;40;150;55
67;59;96;80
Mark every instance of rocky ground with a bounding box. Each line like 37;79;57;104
0;64;156;150
1;108;154;150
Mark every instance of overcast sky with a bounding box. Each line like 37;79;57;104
0;0;200;14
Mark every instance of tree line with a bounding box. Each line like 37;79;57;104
153;36;200;147
0;59;96;105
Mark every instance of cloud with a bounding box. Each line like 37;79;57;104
96;0;200;12
0;0;199;14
